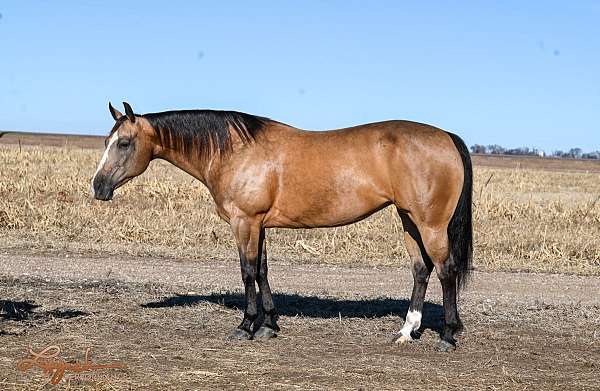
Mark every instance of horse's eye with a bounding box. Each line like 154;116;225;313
118;139;131;150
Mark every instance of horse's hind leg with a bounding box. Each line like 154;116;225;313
394;212;433;344
418;224;463;351
254;228;279;339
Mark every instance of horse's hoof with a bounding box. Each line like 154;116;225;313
393;334;413;345
435;340;456;352
254;326;277;340
227;328;252;341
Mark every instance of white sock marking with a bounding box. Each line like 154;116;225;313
400;309;422;339
91;132;118;197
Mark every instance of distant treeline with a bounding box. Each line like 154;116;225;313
470;144;600;160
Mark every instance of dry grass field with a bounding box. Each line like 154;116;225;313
1;134;600;390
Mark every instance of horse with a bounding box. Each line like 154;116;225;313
91;102;472;351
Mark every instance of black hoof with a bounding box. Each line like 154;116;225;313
435;340;456;352
254;326;277;340
227;328;252;341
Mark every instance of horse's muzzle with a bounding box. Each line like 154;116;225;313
91;176;114;201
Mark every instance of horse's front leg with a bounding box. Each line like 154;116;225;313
253;228;279;339
228;216;262;340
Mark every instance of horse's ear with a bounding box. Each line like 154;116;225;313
123;101;136;123
108;102;123;121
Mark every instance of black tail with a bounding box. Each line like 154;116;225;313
446;132;473;292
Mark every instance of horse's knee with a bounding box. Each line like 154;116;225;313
240;259;257;284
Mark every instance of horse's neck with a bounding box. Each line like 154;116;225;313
156;147;213;186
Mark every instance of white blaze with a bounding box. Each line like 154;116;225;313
399;309;422;339
90;132;119;197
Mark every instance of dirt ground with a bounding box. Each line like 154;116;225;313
0;251;598;390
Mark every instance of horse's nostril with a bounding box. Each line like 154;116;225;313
91;175;113;201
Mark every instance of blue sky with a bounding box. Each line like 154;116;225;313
0;1;599;152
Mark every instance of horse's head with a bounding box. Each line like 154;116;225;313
91;102;156;201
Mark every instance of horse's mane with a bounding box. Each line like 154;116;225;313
139;110;271;159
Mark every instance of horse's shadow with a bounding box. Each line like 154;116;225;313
142;292;444;335
0;299;88;323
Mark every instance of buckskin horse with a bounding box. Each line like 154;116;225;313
91;102;472;351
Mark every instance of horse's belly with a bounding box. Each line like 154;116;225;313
264;185;390;229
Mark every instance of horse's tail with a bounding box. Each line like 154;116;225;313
446;132;473;292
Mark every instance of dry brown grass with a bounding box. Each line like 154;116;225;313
1;144;599;275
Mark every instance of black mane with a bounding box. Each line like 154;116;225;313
141;110;270;159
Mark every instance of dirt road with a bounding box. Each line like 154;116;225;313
1;252;599;390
